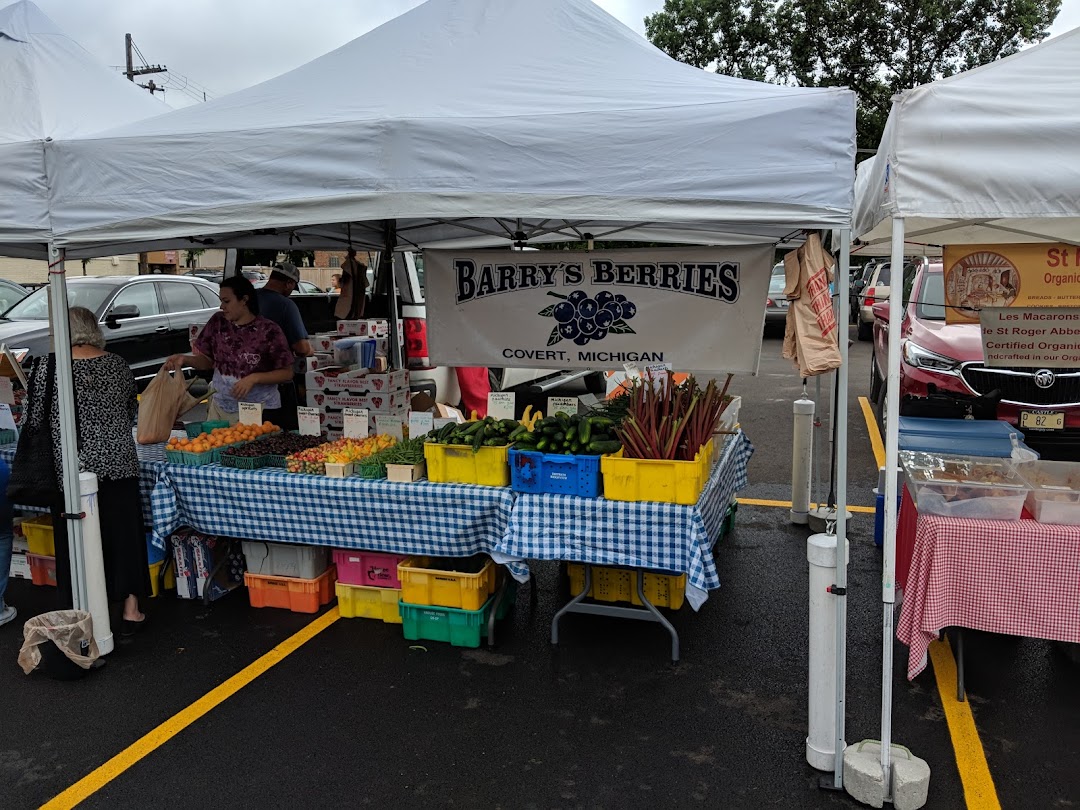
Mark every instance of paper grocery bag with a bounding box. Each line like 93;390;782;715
136;367;200;444
781;233;843;378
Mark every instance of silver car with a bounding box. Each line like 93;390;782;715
765;262;789;326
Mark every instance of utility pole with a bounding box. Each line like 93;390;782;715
125;33;167;274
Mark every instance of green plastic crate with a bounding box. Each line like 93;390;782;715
221;453;268;470
185;419;231;439
400;596;495;648
0;428;17;445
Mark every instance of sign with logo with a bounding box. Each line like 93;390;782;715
944;244;1080;324
979;307;1080;368
425;247;774;373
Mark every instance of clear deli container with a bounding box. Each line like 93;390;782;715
900;452;1029;521
1015;460;1080;525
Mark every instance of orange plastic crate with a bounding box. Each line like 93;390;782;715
244;566;337;614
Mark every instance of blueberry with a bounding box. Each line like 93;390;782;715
578;298;599;319
614;294;627;303
553;301;576;323
595;291;615;307
594;327;608;340
573;334;591;346
620;301;637;320
594;310;614;329
603;301;622;319
579;318;598;336
568;290;588;304
559;321;580;339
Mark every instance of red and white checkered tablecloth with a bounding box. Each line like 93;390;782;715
897;513;1080;680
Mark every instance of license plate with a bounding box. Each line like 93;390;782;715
1020;410;1065;431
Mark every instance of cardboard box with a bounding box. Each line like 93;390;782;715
312;389;408;412
172;533;198;599
310;333;340;353
9;552;31;580
337;318;390;338
295;354;333;373
319;403;408;430
387;461;426;483
188;322;206;348
306;368;409;394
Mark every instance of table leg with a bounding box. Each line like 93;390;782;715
487;569;510;647
551;562;593;645
635;570;679;664
955;627;965;703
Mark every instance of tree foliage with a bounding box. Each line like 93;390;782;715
645;0;1061;150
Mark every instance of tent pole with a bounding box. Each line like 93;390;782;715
880;216;906;796
831;229;851;786
383;221;403;370
47;243;87;612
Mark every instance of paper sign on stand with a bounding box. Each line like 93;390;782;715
238;402;263;425
375;415;404;440
622;362;641;380
409;411;434;438
0;404;16;432
343;407;370;439
0;378;13;405
487;392;515;420
433;417;456;431
297;407;322;436
645;362;670;390
548;396;579;416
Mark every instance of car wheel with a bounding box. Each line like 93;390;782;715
869;356;882;402
857;320;873;342
874;376;888;436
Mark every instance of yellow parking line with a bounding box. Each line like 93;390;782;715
858;398;1000;810
41;608;341;809
736;497;875;514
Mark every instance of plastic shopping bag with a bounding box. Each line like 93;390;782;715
18;610;100;678
136;367;200;445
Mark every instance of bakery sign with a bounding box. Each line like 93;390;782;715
424;247;774;373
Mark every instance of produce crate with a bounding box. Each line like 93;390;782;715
333;549;406;588
27;552;56;587
424;442;512;487
600;439;714;506
721;499;738;537
567;563;686;610
336;582;402;623
264;453;290;469
398;555;496;611
356;461;387;479
243;540;330;579
400;596;495;648
325;461;355;478
221;453;268;470
148;560;176;597
0;427;16;445
509;448;602;497
387;461;426;483
244;566;337;614
185;419;231;439
285;456;326;475
21;514;55;556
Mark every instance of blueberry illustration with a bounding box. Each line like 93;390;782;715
573;334;591;346
596;291;615;307
578;318;598;336
620;301;637;320
559;321;580;339
594;328;608;340
614;294;627;303
603;301;622;319
568;290;588;304
553;301;576;323
578;298;599;319
594;310;614;329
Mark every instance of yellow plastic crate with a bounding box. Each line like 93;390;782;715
567;563;686;610
600;439;713;505
21;514;55;557
336;582;403;623
397;555;495;611
424;443;511;487
148;560;176;598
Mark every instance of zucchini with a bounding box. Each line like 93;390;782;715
588;440;622;454
472;427;486;453
462;421;484;436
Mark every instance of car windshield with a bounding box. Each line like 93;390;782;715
768;263;785;296
3;283;116;320
916;273;946;321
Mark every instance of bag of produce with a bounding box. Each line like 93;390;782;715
137;367;201;445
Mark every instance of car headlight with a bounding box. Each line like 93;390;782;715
903;341;959;373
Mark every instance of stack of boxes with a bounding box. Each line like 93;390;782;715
397;555;510;648
241;539;336;613
333;549;409;623
171;530;246;602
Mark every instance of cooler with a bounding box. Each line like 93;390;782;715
897;417;1035;459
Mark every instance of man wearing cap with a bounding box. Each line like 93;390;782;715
256;262;312;430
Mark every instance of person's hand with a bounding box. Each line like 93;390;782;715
163;354;186;372
231;375;258;400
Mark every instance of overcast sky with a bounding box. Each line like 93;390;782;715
13;0;1080;108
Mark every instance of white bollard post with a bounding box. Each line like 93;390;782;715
79;471;113;656
791;397;815;524
807;530;847;770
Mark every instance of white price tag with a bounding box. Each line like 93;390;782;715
238;401;263;425
487;391;516;420
622;362;641;379
0;378;13;405
297;407;322;436
0;404;15;432
375;414;404;440
408;411;435;438
547;396;579;417
433;417;456;431
343;407;369;439
644;362;669;390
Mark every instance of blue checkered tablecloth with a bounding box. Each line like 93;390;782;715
492;430;753;611
149;465;521;572
0;443;164;519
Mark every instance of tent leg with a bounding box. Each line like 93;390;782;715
383;220;404;371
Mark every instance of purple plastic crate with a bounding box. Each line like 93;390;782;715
509;448;602;498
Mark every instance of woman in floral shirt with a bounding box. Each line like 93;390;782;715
165;276;294;423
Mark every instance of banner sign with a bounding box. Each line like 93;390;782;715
944;243;1080;324
980;307;1080;368
425;247;774;373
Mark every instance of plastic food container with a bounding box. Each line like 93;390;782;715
901;452;1029;520
397;555;495;611
242;541;330;579
1016;460;1080;525
566;563;686;610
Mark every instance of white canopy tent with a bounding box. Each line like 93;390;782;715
853;26;1080;795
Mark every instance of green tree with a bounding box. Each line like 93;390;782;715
645;0;1061;151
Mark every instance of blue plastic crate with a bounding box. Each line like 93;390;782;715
509;448;602;498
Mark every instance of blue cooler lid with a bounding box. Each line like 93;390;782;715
897;432;1035;458
897;417;1022;441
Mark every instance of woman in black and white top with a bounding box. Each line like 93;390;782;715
25;306;149;635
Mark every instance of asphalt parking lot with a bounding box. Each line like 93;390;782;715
1;325;1077;809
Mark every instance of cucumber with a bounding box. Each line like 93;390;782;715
536;437;549;452
570;441;581;453
588;440;622;454
542;425;560;436
517;431;539;445
590;417;615;430
592;432;611;442
553;431;564;443
578;419;592;445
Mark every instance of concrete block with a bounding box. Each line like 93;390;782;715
843;740;931;810
892;752;931;810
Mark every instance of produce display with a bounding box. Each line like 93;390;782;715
361;436;427;477
167;422;279;454
616;374;732;461
241;432;326;458
513;412;621;456
427;417;522;451
286;435;397;474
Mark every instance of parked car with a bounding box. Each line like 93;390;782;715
0;278;29;315
870;263;1080;460
764;262;789;327
0;275;221;385
858;257;931;341
849;261;876;323
253;278;324;294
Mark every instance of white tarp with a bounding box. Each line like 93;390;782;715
0;0;165;258
426;246;774;373
853;26;1080;247
46;0;855;254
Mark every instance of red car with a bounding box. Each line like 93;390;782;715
870;263;1080;461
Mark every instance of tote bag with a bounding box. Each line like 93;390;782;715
7;354;59;507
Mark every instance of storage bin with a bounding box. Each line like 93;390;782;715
244;567;337;613
398;555;496;611
336;582;402;623
148;560;176;597
185;420;231;439
424;443;511;487
1016;460;1080;525
27;553;56;587
566;563;686;610
221;453;268;470
333;549;406;588
873;488;902;547
509;449;602;497
903;452;1029;520
400;596;495;648
22;514;55;557
242;540;330;579
601;439;713;506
